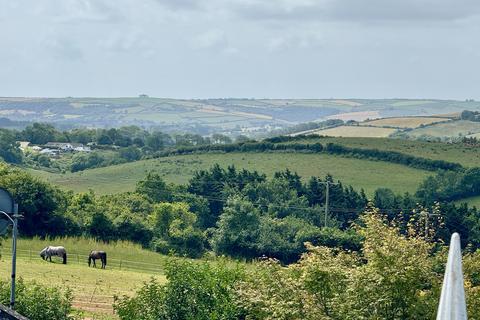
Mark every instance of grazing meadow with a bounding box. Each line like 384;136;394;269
0;237;168;317
28;152;430;196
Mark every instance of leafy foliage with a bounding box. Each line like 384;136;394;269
114;259;244;320
0;278;74;320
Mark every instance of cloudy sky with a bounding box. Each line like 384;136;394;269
0;0;479;99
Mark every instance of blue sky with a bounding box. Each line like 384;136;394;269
0;0;479;99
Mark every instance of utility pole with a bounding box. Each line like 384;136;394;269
10;204;18;309
324;181;330;228
319;180;337;228
0;188;21;309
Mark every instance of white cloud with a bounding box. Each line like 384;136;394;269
192;30;228;49
267;31;324;51
41;36;84;61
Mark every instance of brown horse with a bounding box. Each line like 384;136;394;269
88;251;107;269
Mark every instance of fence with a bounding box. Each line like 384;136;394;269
0;247;165;314
0;247;164;274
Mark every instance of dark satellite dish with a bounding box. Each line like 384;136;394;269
0;188;14;214
0;188;14;235
0;219;10;235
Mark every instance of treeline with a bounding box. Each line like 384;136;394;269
16;123;234;148
3;161;480;261
461;110;480;121
0;162;367;262
0;122;464;174
0;122;241;171
156;137;463;172
115;211;480;319
267;119;344;136
416;168;480;203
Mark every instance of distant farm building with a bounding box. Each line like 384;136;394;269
17;141;30;151
44;142;91;152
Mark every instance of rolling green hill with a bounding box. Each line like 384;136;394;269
282;136;480;168
29;152;430;196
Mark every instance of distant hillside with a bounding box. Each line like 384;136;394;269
1;97;480;136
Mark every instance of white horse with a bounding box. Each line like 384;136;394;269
40;246;67;264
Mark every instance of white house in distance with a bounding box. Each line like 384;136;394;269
44;142;91;152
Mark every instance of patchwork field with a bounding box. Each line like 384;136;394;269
360;117;450;129
312;125;397;137
282;136;480;168
403;120;480;139
29;152;431;196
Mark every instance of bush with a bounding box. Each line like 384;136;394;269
114;259;244;320
0;278;74;320
70;152;105;172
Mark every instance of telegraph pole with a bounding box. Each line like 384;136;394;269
10;204;19;308
319;180;337;228
0;188;20;309
324;181;330;227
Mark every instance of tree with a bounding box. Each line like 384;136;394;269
211;134;232;145
70;152;105;172
136;172;172;203
211;196;261;259
151;202;205;257
23;123;58;145
145;132;173;151
0;163;69;236
0;129;22;163
120;146;142;161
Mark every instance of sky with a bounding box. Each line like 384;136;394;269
0;0;479;99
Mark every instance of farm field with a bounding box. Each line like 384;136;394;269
455;195;480;208
29;152;431;196
403;120;480;139
283;136;480;168
0;237;168;317
312;125;397;137
360;117;450;128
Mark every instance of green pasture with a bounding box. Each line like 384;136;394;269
0;237;168;318
285;136;480;168
455;195;480;208
404;120;480;139
29;152;431;196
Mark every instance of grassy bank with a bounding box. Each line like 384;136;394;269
28;152;430;196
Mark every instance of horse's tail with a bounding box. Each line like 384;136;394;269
63;253;67;264
104;252;107;266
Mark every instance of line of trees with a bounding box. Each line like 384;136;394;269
156;139;463;172
3;161;480;262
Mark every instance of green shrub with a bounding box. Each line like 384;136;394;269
0;278;74;320
114;259;244;320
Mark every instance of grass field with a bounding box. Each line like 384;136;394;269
0;237;168;318
312;125;397;137
404;120;480;139
360;117;450;129
29;152;430;196
283;136;480;168
455;196;480;208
